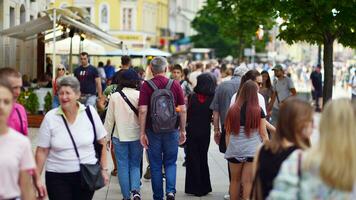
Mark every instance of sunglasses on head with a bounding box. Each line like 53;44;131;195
57;68;65;71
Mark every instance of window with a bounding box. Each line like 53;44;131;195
20;5;26;24
10;7;15;27
101;5;108;24
84;7;92;21
122;8;133;30
60;3;68;8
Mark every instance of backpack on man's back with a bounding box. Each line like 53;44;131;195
147;79;178;133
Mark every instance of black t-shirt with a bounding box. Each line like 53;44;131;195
74;65;99;95
310;71;322;91
240;103;265;126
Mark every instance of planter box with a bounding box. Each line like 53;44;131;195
28;114;44;128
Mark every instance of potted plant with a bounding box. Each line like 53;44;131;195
19;89;44;128
44;92;52;113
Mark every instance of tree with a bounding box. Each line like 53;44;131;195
271;0;356;103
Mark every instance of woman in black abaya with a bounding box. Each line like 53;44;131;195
185;73;217;196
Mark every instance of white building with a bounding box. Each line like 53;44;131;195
168;0;205;38
0;0;47;78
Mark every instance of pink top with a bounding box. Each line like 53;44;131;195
0;128;35;199
7;103;28;136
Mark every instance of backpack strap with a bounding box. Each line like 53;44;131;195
146;80;158;91
15;108;24;135
165;79;174;90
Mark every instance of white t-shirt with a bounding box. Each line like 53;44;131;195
37;104;107;173
230;92;267;115
104;88;140;141
0;128;35;199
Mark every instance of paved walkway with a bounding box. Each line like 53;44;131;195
29;129;230;200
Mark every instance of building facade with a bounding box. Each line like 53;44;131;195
50;0;169;50
0;0;47;78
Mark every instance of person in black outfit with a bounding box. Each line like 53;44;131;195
251;97;312;199
185;73;217;197
310;65;323;111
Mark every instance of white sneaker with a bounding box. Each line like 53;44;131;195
224;194;230;200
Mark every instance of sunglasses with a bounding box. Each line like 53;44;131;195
256;82;263;86
57;68;65;71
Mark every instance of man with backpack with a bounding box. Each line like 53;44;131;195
139;57;186;200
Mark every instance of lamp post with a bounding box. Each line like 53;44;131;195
52;8;56;82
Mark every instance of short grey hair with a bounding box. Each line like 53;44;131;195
150;57;168;74
57;76;80;94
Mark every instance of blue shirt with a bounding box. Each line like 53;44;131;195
74;65;99;95
104;65;116;79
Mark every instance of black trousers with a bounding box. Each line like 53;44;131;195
46;171;95;200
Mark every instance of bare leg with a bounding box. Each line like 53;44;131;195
229;162;243;200
111;145;117;174
241;162;253;199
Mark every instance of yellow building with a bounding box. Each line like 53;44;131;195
49;0;169;50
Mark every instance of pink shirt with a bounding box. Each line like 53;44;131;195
0;128;35;199
8;103;28;136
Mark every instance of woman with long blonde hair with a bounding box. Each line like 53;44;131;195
268;98;356;199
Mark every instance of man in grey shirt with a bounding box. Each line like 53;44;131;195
268;64;297;125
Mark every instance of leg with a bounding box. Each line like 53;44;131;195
147;130;164;200
229;162;243;200
241;162;254;200
110;145;117;176
162;130;179;195
45;172;73;200
112;138;131;199
86;95;97;108
129;140;143;192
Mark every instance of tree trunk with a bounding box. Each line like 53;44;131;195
317;45;322;66
322;36;334;105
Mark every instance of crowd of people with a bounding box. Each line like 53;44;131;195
0;53;355;200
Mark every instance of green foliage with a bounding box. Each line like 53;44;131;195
44;92;52;113
26;92;39;115
191;0;274;58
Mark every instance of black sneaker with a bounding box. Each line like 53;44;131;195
166;192;175;200
132;191;141;200
182;161;186;167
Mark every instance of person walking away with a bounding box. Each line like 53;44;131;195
268;98;356;199
224;80;269;200
52;64;66;108
251;98;312;199
185;73;216;196
348;68;356;100
139;57;187;200
97;61;107;91
35;76;108;200
268;64;297;126
104;59;116;83
0;80;37;200
189;62;203;88
104;69;143;200
310;65;323;112
0;68;28;136
210;66;248;199
74;52;103;107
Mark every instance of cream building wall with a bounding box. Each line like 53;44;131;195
0;0;47;78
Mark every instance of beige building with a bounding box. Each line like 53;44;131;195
0;0;47;78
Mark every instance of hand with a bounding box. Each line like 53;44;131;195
106;140;111;151
101;170;109;186
214;130;221;145
179;131;186;145
35;180;47;200
140;134;149;149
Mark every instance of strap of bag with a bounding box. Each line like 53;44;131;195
146;80;158;91
15;108;24;135
61;116;80;160
165;79;174;90
85;106;97;143
117;89;139;117
297;151;302;200
273;79;281;104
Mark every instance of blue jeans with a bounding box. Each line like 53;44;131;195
80;94;97;108
52;95;60;108
112;137;143;199
146;129;179;200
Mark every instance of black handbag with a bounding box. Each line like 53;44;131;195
61;106;105;191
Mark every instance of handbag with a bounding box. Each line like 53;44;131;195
61;106;105;191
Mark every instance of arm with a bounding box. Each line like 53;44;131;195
19;170;36;200
213;111;221;145
178;104;187;145
35;147;49;176
266;121;276;135
259;118;269;142
268;91;276;112
95;77;103;98
290;88;297;96
98;137;109;185
139;105;149;149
